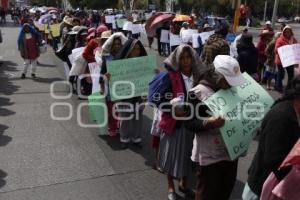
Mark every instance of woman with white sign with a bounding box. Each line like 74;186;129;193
187;55;246;200
275;26;298;93
99;32;128;137
152;45;203;200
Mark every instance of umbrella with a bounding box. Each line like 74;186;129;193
145;12;163;31
149;13;175;32
173;15;192;22
38;14;53;24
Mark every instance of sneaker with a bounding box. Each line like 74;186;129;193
120;142;129;149
21;73;26;79
133;142;143;148
167;192;177;200
31;74;36;79
178;186;195;198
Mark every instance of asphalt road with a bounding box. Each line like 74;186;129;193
0;20;295;200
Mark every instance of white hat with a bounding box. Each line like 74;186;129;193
266;21;272;25
68;26;81;35
213;55;246;87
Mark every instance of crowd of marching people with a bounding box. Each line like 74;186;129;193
3;6;299;200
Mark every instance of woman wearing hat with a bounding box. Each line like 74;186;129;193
275;26;298;93
186;55;247;200
256;29;274;83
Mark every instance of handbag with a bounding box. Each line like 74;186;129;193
39;41;47;54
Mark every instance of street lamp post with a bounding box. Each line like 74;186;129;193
263;0;267;22
271;0;279;27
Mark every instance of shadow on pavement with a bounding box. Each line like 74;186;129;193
0;169;7;188
0;124;11;147
37;62;57;68
0;61;20;95
98;114;156;169
33;77;64;84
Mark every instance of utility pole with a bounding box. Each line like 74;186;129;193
232;0;241;32
263;0;267;22
271;0;279;28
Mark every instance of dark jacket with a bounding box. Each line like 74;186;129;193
237;34;258;75
247;100;300;196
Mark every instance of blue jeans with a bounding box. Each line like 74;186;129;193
275;65;295;91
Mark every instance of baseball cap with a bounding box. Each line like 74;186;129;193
266;21;272;25
213;55;246;87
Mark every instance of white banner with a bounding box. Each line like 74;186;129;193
131;24;143;34
123;21;133;31
105;15;115;24
192;33;201;48
181;29;198;43
170;33;182;47
160;30;170;43
199;31;215;44
88;62;101;93
278;44;300;68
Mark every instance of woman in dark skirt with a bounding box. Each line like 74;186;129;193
152;44;204;200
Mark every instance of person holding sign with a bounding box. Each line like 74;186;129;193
152;45;203;200
243;76;300;200
108;39;147;149
186;55;247;200
99;32;128;137
275;26;298;93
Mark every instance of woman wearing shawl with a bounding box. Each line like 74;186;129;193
99;32;128;137
152;45;202;200
237;33;259;80
187;55;247;200
18;23;41;79
105;39;147;148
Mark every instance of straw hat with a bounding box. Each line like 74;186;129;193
101;30;112;39
63;16;74;26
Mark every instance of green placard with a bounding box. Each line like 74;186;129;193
107;55;157;101
116;19;127;28
88;93;108;135
203;73;274;160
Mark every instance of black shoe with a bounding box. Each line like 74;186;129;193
31;74;36;79
133;142;143;148
178;186;195;198
120;142;128;149
21;73;26;79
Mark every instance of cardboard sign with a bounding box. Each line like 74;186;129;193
160;30;170;43
88;93;108;135
116;19;127;28
203;73;274;160
107;55;157;101
169;33;182;46
34;21;45;31
278;44;300;68
50;24;60;37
